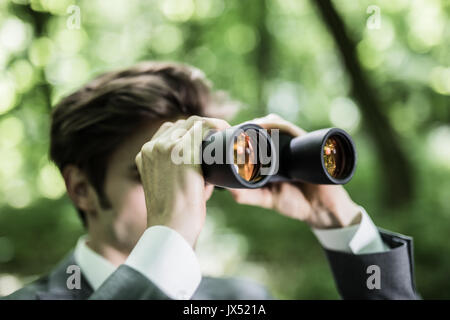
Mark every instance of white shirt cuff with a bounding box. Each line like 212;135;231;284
125;225;201;300
312;206;389;254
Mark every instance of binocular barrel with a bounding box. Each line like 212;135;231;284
201;123;357;188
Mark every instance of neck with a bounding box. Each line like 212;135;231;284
85;237;129;267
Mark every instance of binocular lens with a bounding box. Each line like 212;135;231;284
233;132;261;182
323;136;346;179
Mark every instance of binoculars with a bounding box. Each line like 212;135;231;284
201;123;356;189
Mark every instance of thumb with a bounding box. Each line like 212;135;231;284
227;187;274;209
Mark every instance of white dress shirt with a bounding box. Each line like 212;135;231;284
312;206;389;254
73;236;116;291
73;206;388;300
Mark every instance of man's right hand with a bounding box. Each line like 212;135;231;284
135;115;230;248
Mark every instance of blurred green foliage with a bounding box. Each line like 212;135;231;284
0;0;449;299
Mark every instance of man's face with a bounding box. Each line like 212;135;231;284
94;120;166;253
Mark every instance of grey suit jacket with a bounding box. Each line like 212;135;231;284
2;229;419;300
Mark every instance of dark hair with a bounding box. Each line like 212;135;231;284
50;61;235;226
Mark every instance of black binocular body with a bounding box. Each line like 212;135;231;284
201;123;357;189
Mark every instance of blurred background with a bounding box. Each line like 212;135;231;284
0;0;449;299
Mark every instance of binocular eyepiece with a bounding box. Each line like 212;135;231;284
201;123;357;188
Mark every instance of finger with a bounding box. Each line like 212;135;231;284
240;113;283;126
135;152;143;173
168;116;231;167
153;116;203;145
168;116;231;146
152;121;175;140
276;183;311;217
178;119;209;165
178;116;230;137
202;117;231;131
139;121;177;156
154;118;189;144
157;117;202;149
256;119;306;137
153;117;205;151
228;188;274;209
244;113;306;137
164;120;190;144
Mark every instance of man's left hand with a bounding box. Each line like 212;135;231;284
228;114;361;229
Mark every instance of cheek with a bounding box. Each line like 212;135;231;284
106;179;148;232
116;184;147;223
126;185;147;215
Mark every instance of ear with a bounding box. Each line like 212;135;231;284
62;165;97;214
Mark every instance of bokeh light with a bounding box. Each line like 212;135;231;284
329;97;361;133
0;76;17;115
0;17;29;52
37;163;66;200
225;24;258;54
160;0;195;22
151;24;183;54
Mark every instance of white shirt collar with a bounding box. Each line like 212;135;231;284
73;235;117;291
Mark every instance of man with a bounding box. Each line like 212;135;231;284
4;61;418;300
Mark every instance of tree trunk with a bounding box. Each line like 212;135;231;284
313;0;413;206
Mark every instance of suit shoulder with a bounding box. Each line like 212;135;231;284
1;275;50;300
